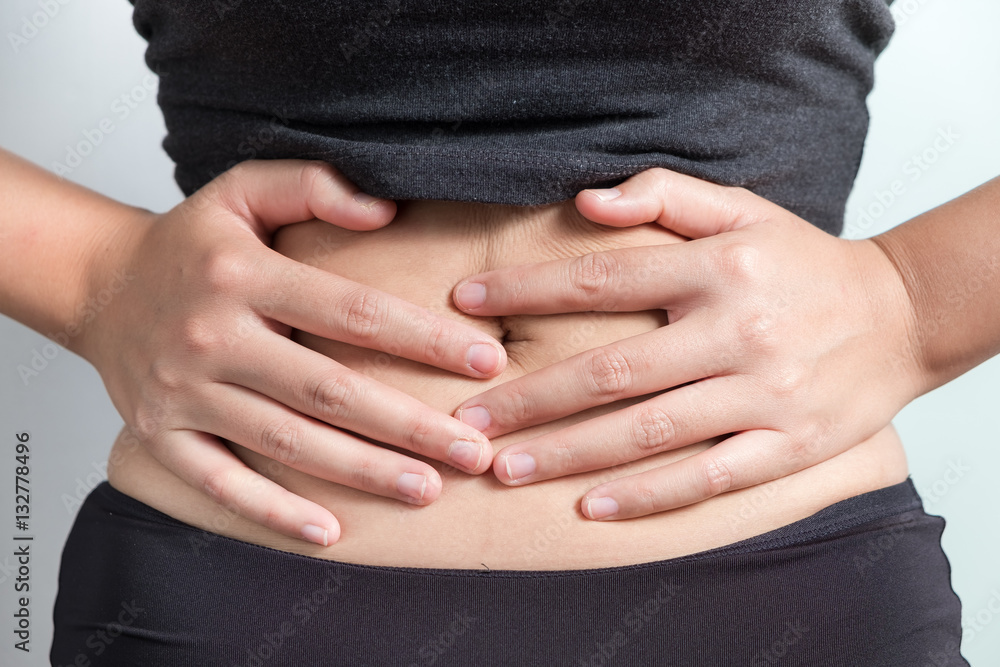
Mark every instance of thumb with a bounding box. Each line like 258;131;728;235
575;168;771;239
196;159;396;237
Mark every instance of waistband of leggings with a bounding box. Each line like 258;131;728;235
89;477;926;578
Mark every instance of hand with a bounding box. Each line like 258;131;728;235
78;160;504;544
449;167;921;520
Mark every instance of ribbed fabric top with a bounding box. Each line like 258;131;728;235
129;0;896;236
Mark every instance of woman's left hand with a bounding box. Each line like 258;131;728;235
450;167;925;520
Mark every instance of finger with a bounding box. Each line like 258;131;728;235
579;429;795;520
224;331;494;474
575;167;776;239
149;429;343;545
452;243;704;316
187;381;469;503
491;376;756;485
202;159;396;236
454;316;723;437
250;255;507;378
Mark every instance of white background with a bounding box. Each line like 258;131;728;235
1;0;998;664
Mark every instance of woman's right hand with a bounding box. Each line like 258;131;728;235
76;160;505;545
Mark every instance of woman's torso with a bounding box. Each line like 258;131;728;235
107;198;909;569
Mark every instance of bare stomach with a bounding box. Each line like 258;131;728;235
107;197;908;570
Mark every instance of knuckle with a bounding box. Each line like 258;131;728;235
549;436;580;470
202;249;249;293
341;289;385;340
783;430;816;465
735;311;780;352
149;358;185;393
502;384;536;425
724;186;766;224
727;185;754;202
299;161;329;195
422;317;453;364
766;364;807;399
131;403;166;442
403;414;438;455
630;479;662;515
202;467;237;505
209;164;252;211
261;504;283;531
708;242;760;283
179;317;222;355
347;457;379;492
632;406;676;452
570;252;617;296
300;161;340;211
583;347;634;399
647;166;670;181
258;419;306;466
701;457;734;497
310;375;357;422
649;167;675;198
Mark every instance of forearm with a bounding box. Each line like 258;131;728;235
0;147;146;357
870;174;1000;396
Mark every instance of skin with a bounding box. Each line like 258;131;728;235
3;146;998;548
449;168;1000;520
0;152;507;545
105;197;908;569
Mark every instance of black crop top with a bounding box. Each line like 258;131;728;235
129;0;896;236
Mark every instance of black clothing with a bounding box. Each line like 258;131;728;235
129;0;897;236
51;479;968;666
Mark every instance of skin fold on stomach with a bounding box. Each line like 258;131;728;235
107;198;909;570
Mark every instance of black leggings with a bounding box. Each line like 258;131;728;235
52;479;967;666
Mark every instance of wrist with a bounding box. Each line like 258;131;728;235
852;234;931;401
67;203;157;365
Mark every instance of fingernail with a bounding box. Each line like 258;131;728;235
455;282;486;309
448;439;485;472
587;188;622;202
397;472;428;501
503;452;536;482
353;191;383;207
301;524;330;547
456;405;491;431
467;343;500;374
585;497;619;520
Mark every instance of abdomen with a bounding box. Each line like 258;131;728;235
108;197;909;569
